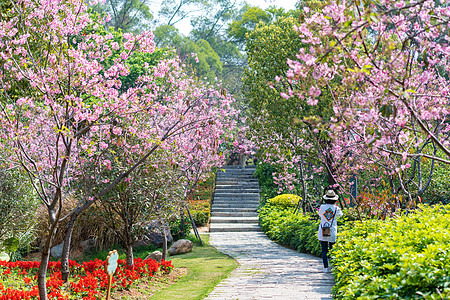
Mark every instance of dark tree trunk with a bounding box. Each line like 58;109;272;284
38;220;58;300
38;241;51;299
180;210;185;238
126;243;134;266
162;232;167;261
61;212;79;282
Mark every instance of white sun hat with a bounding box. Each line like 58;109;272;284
323;189;339;201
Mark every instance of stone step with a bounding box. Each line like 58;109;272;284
209;223;262;232
211;211;259;217
216;179;258;182
213;198;260;203
218;168;256;172
213;197;259;202
215;185;259;189
213;198;260;202
214;189;260;194
217;172;256;176
215;181;259;185
214;194;259;201
213;203;259;207
215;186;260;190
213;203;258;208
210;216;259;224
214;192;259;197
216;174;257;177
216;172;257;176
212;207;257;212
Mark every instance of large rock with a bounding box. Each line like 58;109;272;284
134;220;173;247
80;238;95;253
145;250;162;263
168;239;193;256
50;243;64;258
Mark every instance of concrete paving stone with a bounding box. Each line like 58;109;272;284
206;232;334;300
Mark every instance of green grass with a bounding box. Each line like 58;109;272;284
150;234;237;300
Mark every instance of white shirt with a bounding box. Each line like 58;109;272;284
317;204;343;243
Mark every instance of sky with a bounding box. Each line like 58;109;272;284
153;0;300;36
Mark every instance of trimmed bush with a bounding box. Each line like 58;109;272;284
332;205;450;299
188;200;211;226
266;194;301;209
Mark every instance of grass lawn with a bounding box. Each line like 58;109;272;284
150;234;237;299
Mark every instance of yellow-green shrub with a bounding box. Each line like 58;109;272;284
266;194;302;208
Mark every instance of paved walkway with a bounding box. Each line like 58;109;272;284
206;232;334;300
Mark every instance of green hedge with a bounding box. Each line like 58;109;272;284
332;205;450;299
259;201;321;257
260;194;450;299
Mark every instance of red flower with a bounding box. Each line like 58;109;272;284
2;269;11;275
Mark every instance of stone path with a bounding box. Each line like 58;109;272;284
206;165;334;299
206;232;334;300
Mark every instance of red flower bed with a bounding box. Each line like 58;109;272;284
0;258;173;299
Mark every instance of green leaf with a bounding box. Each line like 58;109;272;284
379;104;393;118
423;48;429;68
2;237;19;253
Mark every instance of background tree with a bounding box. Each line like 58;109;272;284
91;0;153;32
244;13;341;209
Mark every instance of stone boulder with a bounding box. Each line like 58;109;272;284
134;220;173;247
80;238;95;254
168;239;193;256
145;250;163;263
50;243;64;258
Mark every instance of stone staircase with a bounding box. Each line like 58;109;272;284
209;165;261;232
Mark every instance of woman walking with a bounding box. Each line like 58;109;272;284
318;189;343;273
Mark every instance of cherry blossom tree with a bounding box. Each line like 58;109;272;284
283;0;450;209
0;0;236;297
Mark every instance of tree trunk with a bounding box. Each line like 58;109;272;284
126;243;134;266
61;212;78;282
38;220;58;300
38;246;50;299
299;156;307;215
180;210;185;238
162;232;167;261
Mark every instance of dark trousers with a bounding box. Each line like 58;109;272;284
320;241;334;268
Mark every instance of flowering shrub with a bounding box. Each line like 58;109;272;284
0;257;171;299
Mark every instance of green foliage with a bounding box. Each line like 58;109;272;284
266;194;301;209
188;201;211;226
153;25;223;81
0;169;39;260
169;215;192;241
420;161;450;204
227;5;273;46
332;205;450;299
91;0;153;33
254;163;278;202
259;201;321;257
